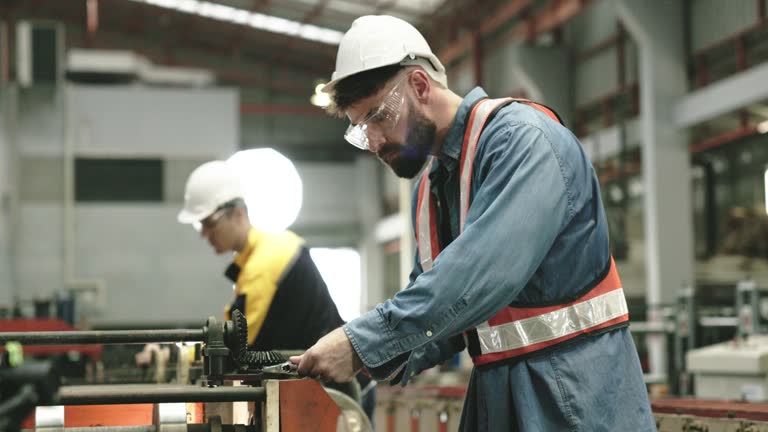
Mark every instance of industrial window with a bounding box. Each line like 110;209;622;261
75;158;163;202
32;27;58;83
310;247;361;322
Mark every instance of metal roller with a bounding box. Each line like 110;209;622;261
0;329;206;345
52;385;266;405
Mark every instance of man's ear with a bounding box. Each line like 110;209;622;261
233;206;248;221
409;69;431;103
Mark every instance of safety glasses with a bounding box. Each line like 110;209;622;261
343;74;409;150
193;206;230;233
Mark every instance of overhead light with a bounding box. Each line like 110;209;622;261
310;83;330;107
127;0;343;45
758;120;768;134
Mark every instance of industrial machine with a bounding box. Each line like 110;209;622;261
687;335;768;402
0;311;371;432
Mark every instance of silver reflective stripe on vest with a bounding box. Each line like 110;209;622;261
459;98;510;231
476;288;629;355
418;159;435;270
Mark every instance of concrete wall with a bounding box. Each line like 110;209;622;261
8;83;368;325
14;85;239;325
565;0;641;106
240;88;346;154
483;45;525;96
0;88;14;308
291;161;360;246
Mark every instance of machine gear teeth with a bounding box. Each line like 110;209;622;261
228;309;286;369
230;309;249;360
241;350;286;368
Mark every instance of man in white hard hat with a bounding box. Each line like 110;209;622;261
291;15;655;431
178;160;347;351
178;160;377;423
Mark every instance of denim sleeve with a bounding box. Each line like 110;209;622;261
345;123;574;371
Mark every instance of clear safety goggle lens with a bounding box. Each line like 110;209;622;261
344;123;370;150
343;76;407;150
193;207;228;233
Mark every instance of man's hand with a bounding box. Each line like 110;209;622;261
289;327;364;382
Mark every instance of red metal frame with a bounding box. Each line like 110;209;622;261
652;398;768;422
689;17;768;89
86;0;99;41
270;0;332;65
573;83;640;137
279;379;340;432
240;103;325;116
575;33;619;63
0;20;8;84
689;125;759;154
438;0;531;66
386;403;396;432
410;413;420;432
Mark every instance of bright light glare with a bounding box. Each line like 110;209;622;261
310;248;361;322
128;0;343;45
310;93;330;107
227;149;302;232
764;168;768;216
758;120;768;134
310;83;330;107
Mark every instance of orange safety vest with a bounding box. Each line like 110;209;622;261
415;97;629;366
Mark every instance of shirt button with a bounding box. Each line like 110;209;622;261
426;329;433;337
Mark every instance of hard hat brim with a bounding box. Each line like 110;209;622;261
322;55;446;94
177;208;210;225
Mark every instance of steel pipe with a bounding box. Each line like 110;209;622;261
23;425;257;432
0;329;206;345
24;428;155;432
51;385;264;405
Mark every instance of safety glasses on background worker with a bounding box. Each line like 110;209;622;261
343;73;410;150
193;204;232;232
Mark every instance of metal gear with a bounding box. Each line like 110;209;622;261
240;350;286;368
230;309;249;360
228;309;286;369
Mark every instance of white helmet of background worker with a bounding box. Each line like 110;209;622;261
177;160;243;225
321;15;447;93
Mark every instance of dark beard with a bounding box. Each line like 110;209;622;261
378;105;436;179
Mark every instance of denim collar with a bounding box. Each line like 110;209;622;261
432;87;488;174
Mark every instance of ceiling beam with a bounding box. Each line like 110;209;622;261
438;0;531;65
20;1;334;77
270;0;333;66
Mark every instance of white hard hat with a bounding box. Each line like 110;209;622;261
322;15;447;93
177;160;243;224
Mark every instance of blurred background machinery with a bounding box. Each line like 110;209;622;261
1;0;768;429
0;311;371;432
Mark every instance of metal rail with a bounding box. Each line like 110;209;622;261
51;384;265;405
24;428;155;432
0;329;206;345
23;426;258;432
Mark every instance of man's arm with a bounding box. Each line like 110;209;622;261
346;123;574;370
294;123;575;381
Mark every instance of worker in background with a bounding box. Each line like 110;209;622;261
291;15;655;431
177;160;376;420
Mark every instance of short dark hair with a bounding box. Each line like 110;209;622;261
217;198;247;215
326;64;404;118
